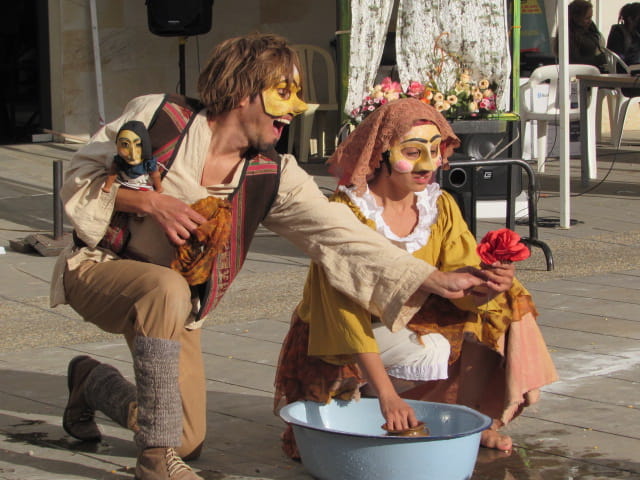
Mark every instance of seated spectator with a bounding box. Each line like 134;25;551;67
567;0;607;70
607;2;640;67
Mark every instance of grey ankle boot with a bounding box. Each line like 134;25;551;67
63;355;138;442
85;363;138;431
63;355;102;441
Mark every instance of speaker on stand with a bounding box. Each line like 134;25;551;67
145;0;215;95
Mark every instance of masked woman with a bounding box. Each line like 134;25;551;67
274;98;558;457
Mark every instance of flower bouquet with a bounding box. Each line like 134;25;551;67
350;73;499;125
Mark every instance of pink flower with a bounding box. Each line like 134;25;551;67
380;77;402;93
406;81;425;97
479;98;491;110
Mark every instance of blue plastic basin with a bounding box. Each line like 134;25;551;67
279;398;491;480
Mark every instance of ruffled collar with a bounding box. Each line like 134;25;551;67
338;183;442;253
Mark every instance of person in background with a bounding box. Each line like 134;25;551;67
607;2;640;67
567;0;607;70
274;98;558;458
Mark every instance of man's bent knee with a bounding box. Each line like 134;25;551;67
134;267;193;339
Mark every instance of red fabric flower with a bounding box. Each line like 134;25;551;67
476;228;531;264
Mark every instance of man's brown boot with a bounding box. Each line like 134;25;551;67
63;355;102;441
135;447;204;480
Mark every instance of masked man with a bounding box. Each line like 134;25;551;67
51;34;486;480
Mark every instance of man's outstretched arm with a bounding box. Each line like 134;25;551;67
419;269;485;299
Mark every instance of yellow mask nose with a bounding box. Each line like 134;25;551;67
116;130;143;165
261;69;309;117
413;153;439;172
262;83;308;117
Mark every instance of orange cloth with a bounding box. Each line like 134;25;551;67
403;312;559;426
171;196;232;285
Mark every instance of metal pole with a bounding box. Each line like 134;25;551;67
558;0;571;228
179;37;187;96
336;0;351;121
89;0;106;126
53;160;63;240
512;0;521;114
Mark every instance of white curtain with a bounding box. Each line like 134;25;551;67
395;0;457;95
345;0;395;115
396;0;512;112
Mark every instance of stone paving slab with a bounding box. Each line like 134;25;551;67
604;362;640;383
528;291;640;319
540;327;640;354
537;309;640;338
503;417;640;479
201;329;282;366
548;346;640;384
205;318;291;345
544;373;640;407
204;355;277;393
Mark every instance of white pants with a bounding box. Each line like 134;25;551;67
373;324;450;381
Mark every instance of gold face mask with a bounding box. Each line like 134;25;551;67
116;130;143;166
261;70;308;117
388;124;442;173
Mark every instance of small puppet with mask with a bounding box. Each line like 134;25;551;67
102;120;163;193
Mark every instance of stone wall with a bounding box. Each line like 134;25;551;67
48;0;336;137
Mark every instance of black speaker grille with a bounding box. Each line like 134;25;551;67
146;0;214;37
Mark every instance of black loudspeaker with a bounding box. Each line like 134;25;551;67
146;0;214;37
439;161;524;235
448;132;523;200
440;162;522;201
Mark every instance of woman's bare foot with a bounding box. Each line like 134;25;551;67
480;427;512;451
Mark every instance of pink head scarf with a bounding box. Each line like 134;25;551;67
328;98;460;194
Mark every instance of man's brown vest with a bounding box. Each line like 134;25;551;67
80;94;282;320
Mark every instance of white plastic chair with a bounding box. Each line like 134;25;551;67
520;64;600;174
596;48;622;143
597;48;640;147
288;45;339;163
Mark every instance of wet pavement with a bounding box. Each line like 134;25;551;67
0;135;639;479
